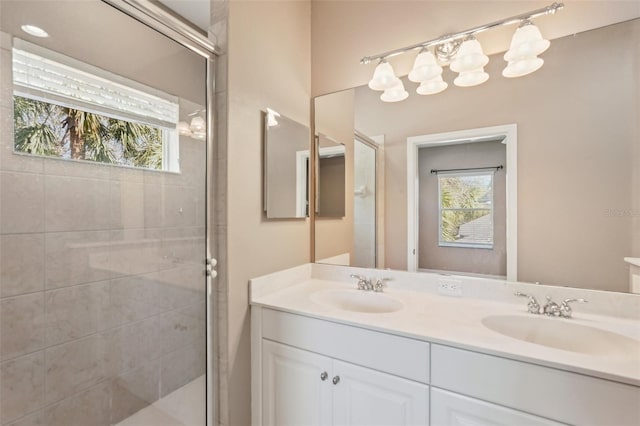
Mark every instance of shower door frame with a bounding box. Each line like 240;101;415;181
100;1;220;426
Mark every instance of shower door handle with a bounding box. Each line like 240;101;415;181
205;258;218;277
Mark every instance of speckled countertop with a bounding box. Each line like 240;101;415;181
251;265;640;387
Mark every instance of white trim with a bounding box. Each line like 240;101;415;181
318;145;345;158
296;149;310;217
406;124;518;281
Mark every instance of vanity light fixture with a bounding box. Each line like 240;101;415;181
361;2;563;101
21;24;49;38
177;111;206;140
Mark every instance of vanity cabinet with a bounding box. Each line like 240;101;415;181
254;308;430;426
262;340;429;426
431;388;563;426
252;307;640;426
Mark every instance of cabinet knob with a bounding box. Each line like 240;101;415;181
320;372;328;381
332;375;340;385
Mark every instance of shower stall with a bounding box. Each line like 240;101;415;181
0;1;217;425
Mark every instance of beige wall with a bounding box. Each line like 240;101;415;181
226;1;311;425
351;20;638;292
314;89;354;262
310;0;640;97
418;141;506;276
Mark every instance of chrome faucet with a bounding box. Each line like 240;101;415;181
559;298;588;318
515;293;588;318
542;296;560;316
373;278;392;292
350;274;372;291
515;292;540;314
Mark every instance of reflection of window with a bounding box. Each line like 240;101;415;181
12;40;180;171
438;172;493;248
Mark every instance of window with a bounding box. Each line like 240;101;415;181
12;39;180;171
438;172;494;248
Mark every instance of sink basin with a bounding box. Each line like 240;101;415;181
482;315;640;357
311;289;403;314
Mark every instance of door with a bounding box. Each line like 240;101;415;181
431;388;564;426
353;138;377;268
0;1;214;425
262;340;333;426
332;360;429;426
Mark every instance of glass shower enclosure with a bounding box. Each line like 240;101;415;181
0;1;216;425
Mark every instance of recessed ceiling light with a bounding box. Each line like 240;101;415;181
21;25;49;38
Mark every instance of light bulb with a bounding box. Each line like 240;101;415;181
502;57;544;78
504;22;550;62
450;38;489;73
21;25;49;38
380;80;408;102
408;50;443;83
416;75;448;95
190;116;205;132
177;121;192;136
368;61;401;91
454;68;489;87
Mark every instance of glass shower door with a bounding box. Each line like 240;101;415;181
0;1;211;425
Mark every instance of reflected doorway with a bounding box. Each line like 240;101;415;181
353;135;378;268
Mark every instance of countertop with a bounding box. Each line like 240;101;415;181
251;277;640;387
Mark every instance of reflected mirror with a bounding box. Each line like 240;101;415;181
313;17;640;293
316;133;346;218
263;110;310;219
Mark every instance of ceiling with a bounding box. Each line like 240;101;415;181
157;0;210;32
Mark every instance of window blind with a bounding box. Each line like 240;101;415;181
12;41;179;129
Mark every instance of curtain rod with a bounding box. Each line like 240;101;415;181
360;2;563;64
431;165;503;174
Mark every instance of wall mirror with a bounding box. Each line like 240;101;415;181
316;133;346;218
263;110;310;219
313;17;639;294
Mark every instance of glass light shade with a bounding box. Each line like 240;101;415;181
504;24;550;62
192;131;206;140
380;80;409;102
368;61;401;91
190;116;206;132
416;75;448;95
454;68;489;87
408;51;443;83
450;39;489;73
502;57;544;78
177;121;192;136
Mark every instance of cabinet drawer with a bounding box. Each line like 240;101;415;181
431;344;640;425
262;309;429;383
431;388;564;426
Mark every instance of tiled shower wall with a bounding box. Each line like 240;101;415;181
0;32;207;426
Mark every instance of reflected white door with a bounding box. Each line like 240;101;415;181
353;139;377;268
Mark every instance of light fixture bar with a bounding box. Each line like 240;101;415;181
360;2;563;64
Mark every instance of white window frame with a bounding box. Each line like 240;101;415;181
437;171;494;249
12;38;181;172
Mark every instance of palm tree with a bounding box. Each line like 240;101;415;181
13;96;60;156
14;96;164;169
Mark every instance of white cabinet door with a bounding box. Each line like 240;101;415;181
262;340;333;426
332;360;429;426
431;388;565;426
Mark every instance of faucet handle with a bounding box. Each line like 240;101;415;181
559;298;588;318
350;274;368;290
514;292;540;314
543;296;561;316
374;278;392;292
